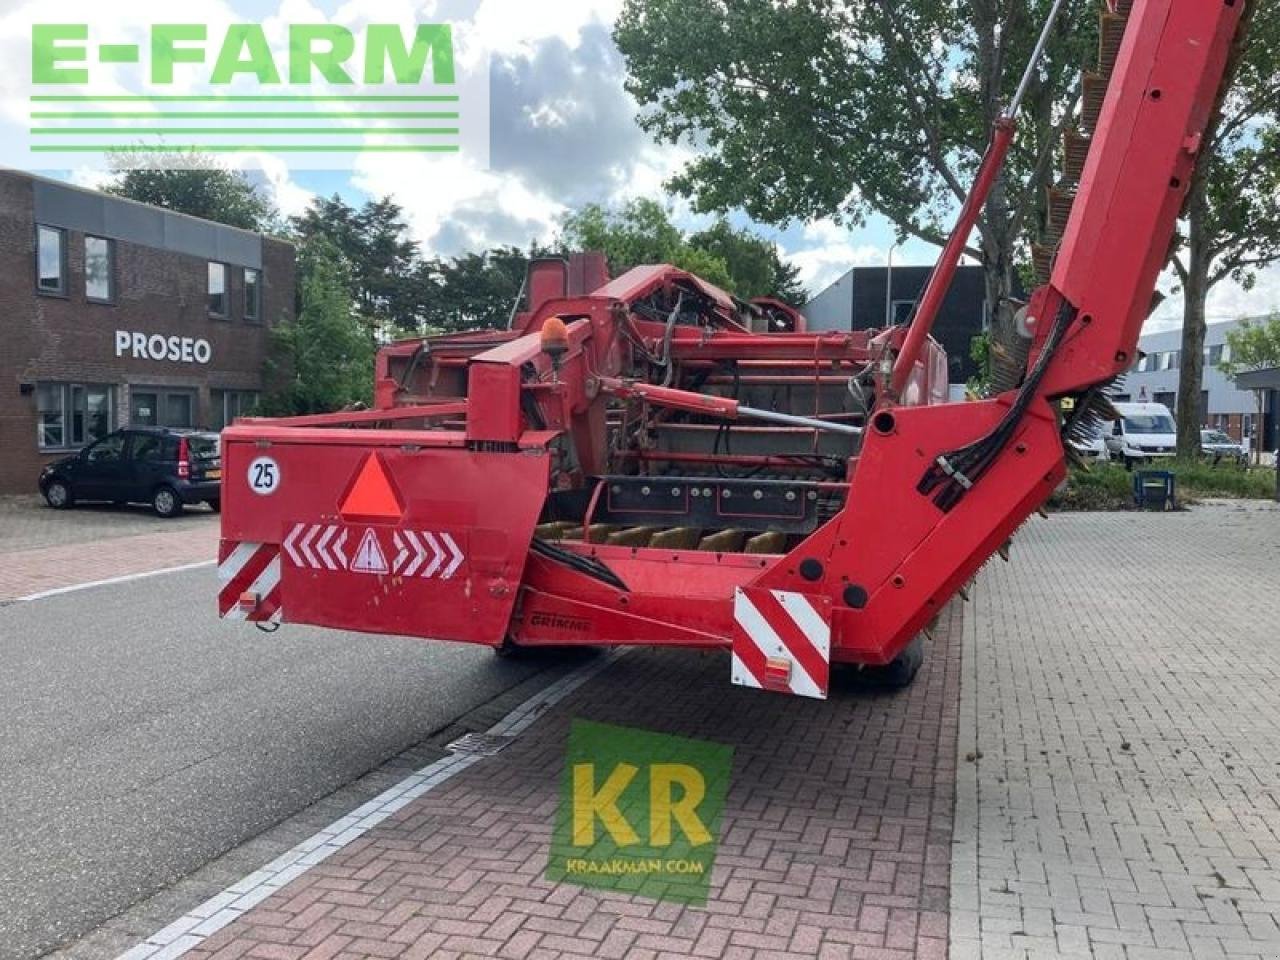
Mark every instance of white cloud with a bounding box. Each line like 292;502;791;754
468;0;623;58
1145;264;1280;334
783;219;888;295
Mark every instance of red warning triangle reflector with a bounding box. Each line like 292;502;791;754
339;454;404;520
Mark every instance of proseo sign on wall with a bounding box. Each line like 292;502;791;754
115;330;212;365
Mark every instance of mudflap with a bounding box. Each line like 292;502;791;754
220;429;551;646
730;587;832;699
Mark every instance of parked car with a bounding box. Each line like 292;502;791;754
1200;428;1247;466
1104;402;1178;469
1068;422;1109;461
38;427;222;517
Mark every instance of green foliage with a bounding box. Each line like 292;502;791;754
561;199;733;289
559;200;802;301
428;246;535;332
1182;13;1280;299
967;331;992;394
261;236;374;415
1049;460;1276;511
688;219;806;303
1219;312;1280;378
291;195;429;336
106;156;278;233
615;0;1098;296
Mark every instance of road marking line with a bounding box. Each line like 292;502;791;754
10;560;215;604
115;650;624;960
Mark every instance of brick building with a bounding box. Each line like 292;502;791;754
0;170;295;495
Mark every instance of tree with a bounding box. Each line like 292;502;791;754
1219;313;1280;465
689;219;807;304
615;0;1096;320
1172;10;1280;459
560;198;734;289
559;199;802;301
291;195;430;337
429;247;533;332
261;236;374;415
106;153;277;232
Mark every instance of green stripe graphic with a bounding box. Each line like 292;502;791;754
31;128;461;136
31;144;462;153
30;95;460;103
32;111;459;120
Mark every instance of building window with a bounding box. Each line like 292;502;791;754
244;268;261;322
130;387;196;429
36;382;115;450
890;299;915;325
210;389;260;430
85;235;113;302
208;262;228;317
1208;344;1224;366
36;225;66;294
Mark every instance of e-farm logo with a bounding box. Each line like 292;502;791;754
547;720;733;905
15;12;488;170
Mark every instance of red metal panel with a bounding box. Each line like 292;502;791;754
221;434;549;645
465;362;523;444
746;398;1065;665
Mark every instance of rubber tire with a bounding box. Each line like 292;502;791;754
44;480;73;509
206;499;221;513
152;486;184;519
863;635;925;690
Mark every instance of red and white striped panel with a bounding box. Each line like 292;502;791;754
731;587;831;699
217;540;282;622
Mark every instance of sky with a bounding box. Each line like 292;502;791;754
18;0;1279;333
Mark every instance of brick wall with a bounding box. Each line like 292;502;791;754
0;170;295;495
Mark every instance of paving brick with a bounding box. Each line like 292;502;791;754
175;588;963;960
951;504;1280;960
0;499;217;600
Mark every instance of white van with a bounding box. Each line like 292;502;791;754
1104;402;1178;468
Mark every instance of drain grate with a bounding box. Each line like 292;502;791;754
446;732;516;757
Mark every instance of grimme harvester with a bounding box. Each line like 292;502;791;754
219;0;1246;699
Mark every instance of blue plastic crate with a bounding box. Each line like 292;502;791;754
1133;470;1176;510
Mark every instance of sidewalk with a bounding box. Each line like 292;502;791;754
0;497;218;601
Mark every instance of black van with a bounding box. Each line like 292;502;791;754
38;427;222;518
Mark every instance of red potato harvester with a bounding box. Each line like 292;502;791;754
218;0;1247;699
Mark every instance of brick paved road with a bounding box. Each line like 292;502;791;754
179;605;963;960
952;502;1280;960
0;496;217;601
56;500;1280;960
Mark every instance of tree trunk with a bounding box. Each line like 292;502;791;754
1175;192;1211;460
1175;267;1208;459
1257;389;1266;466
981;243;1023;393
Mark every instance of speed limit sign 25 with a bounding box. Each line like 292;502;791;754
247;456;280;496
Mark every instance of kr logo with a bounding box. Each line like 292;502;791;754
546;720;733;905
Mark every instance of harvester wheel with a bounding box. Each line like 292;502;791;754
863;635;925;690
